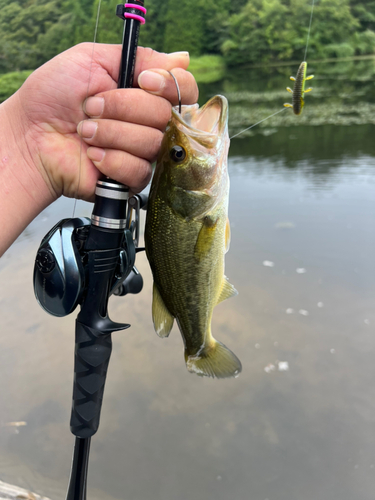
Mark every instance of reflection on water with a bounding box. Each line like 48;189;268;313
1;63;375;500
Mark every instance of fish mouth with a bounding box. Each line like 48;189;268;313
172;95;228;147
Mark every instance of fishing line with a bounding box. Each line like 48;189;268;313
230;0;315;139
72;0;103;217
304;0;315;62
229;108;287;140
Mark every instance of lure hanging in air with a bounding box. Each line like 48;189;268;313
284;61;314;115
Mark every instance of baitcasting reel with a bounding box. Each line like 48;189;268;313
34;187;147;318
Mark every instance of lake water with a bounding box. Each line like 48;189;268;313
0;60;374;500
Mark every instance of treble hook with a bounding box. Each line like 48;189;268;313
168;71;182;114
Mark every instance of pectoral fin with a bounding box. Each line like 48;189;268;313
194;215;218;261
152;283;174;338
216;277;238;305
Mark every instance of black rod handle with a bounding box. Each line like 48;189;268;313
70;246;130;438
70;321;113;438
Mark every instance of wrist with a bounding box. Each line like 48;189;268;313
0;93;56;255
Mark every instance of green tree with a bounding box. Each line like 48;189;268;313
163;0;206;55
222;0;361;66
138;0;170;52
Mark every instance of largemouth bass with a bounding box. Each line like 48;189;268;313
145;95;241;379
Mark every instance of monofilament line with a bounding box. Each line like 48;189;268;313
230;108;287;140
72;0;102;217
304;0;315;62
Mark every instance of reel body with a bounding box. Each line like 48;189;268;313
34;216;139;318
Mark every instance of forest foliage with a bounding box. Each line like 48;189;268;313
0;0;375;74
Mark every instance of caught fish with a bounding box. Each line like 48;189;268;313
145;95;241;379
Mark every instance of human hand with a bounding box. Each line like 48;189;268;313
0;43;198;255
10;43;199;202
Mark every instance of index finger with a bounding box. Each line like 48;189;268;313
135;47;190;77
92;44;191;84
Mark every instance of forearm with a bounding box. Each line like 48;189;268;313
0;93;55;256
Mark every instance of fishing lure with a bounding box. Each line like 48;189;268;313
284;61;314;115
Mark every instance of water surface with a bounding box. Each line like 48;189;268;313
0;61;374;500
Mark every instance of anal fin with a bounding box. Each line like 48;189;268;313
152;283;174;338
217;277;238;305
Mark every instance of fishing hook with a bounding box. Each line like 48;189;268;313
168;70;182;114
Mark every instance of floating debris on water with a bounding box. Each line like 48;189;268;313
264;364;276;373
286;308;294;314
296;268;306;274
263;260;275;267
274;221;296;230
274;341;279;347
255;343;261;349
261;128;278;136
264;361;289;373
364;319;370;325
3;421;27;427
278;361;289;371
299;309;309;316
317;302;324;308
216;475;222;481
330;349;336;354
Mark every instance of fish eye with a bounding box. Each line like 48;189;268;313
170;145;186;163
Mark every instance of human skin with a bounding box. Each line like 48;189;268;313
0;43;199;256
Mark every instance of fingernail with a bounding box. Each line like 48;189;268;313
138;70;166;92
168;51;189;58
77;120;98;139
84;97;104;117
87;147;105;163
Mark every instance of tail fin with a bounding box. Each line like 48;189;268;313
185;340;242;379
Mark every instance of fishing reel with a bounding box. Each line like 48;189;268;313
33;188;147;318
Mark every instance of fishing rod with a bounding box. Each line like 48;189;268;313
33;3;147;500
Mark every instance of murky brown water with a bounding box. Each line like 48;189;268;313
1;64;375;500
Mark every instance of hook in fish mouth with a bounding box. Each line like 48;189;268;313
171;95;228;149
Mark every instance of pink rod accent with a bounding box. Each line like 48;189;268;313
125;3;147;14
124;12;146;24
